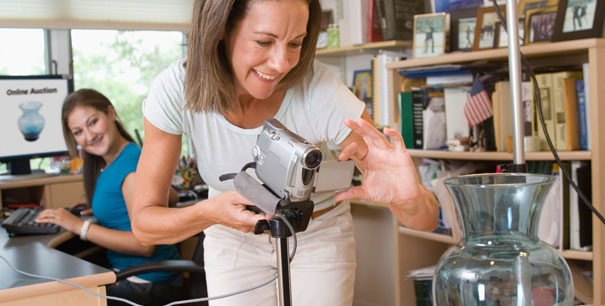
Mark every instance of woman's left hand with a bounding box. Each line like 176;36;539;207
35;208;83;233
335;118;422;206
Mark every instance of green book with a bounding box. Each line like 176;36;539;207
400;91;414;149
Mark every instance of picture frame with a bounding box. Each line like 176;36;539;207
352;69;373;103
413;13;447;58
525;6;558;44
449;8;478;52
518;0;558;18
473;5;505;51
552;0;605;41
494;18;525;48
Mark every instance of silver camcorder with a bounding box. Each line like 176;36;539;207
252;118;355;202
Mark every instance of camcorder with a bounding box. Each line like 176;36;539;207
221;118;355;235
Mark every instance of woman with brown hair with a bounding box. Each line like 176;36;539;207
132;0;438;305
35;88;183;306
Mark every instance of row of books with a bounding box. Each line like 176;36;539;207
395;64;591;153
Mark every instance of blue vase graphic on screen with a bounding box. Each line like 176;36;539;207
18;101;45;141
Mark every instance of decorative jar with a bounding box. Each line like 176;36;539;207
17;101;45;141
433;173;573;305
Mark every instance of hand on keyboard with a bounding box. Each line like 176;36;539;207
35;207;85;234
2;207;60;237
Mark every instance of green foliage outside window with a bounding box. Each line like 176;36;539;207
72;30;190;156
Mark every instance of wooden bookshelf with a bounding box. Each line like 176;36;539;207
398;226;460;245
387;38;605;305
407;149;591;161
316;40;411;56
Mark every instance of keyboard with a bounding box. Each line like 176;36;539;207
2;207;60;237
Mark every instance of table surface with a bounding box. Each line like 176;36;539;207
0;226;114;300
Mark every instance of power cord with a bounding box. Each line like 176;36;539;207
0;214;299;305
491;0;605;225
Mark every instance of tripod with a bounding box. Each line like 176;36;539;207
252;199;314;306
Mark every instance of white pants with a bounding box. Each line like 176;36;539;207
204;202;357;306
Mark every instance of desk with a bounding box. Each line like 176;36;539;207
0;174;84;209
0;228;115;306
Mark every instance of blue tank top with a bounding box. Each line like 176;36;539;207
92;142;181;283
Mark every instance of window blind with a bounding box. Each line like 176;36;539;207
0;0;194;30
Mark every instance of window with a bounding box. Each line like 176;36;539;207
0;28;47;173
71;29;191;155
0;28;46;75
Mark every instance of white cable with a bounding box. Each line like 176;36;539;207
0;254;142;306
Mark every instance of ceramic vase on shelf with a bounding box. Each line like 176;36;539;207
433;173;573;305
17;101;45;141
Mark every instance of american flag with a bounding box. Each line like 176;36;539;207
464;77;493;127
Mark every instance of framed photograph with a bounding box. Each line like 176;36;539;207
525;6;558;44
518;0;558;17
352;69;372;102
473;5;505;51
552;0;605;41
494;19;525;48
413;13;447;58
450;8;477;52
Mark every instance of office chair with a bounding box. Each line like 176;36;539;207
114;232;208;306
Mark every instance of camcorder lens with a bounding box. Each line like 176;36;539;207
303;149;322;169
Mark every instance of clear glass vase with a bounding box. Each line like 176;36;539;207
433;173;573;305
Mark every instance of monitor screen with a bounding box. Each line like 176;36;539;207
0;75;73;175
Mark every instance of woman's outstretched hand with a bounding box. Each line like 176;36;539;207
335;118;438;231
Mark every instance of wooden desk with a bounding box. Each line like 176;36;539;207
0;228;115;306
0;174;84;209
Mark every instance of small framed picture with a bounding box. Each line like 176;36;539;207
518;0;557;18
473;5;505;51
413;13;447;58
352;69;373;117
494;19;525;48
552;0;605;41
525;6;558;44
450;8;477;52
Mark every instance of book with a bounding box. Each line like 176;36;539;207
569;161;592;250
551;71;582;151
400;91;414;149
375;0;425;41
412;90;425;149
538;163;562;248
443;86;470;141
534;73;555;151
343;0;369;46
368;0;384;42
492;81;512;152
582;63;591;150
372;51;405;128
576;163;592;249
422;89;446;150
576;79;588;150
562;77;581;151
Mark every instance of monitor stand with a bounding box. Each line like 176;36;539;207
7;158;32;175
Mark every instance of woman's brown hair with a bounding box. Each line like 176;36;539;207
184;0;322;114
61;89;135;206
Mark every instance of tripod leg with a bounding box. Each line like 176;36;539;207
275;237;292;306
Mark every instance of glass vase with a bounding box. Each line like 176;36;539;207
433;173;573;305
18;101;45;141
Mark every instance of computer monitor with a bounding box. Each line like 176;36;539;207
0;75;74;175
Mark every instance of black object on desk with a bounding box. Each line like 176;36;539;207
1;207;60;237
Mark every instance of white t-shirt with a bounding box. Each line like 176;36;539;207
143;59;364;208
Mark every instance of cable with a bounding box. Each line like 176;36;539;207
0;218;301;305
491;0;605;225
0;254;142;306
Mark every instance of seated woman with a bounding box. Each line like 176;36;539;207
35;88;183;306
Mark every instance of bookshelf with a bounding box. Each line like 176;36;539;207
315;40;411;56
387;38;605;305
